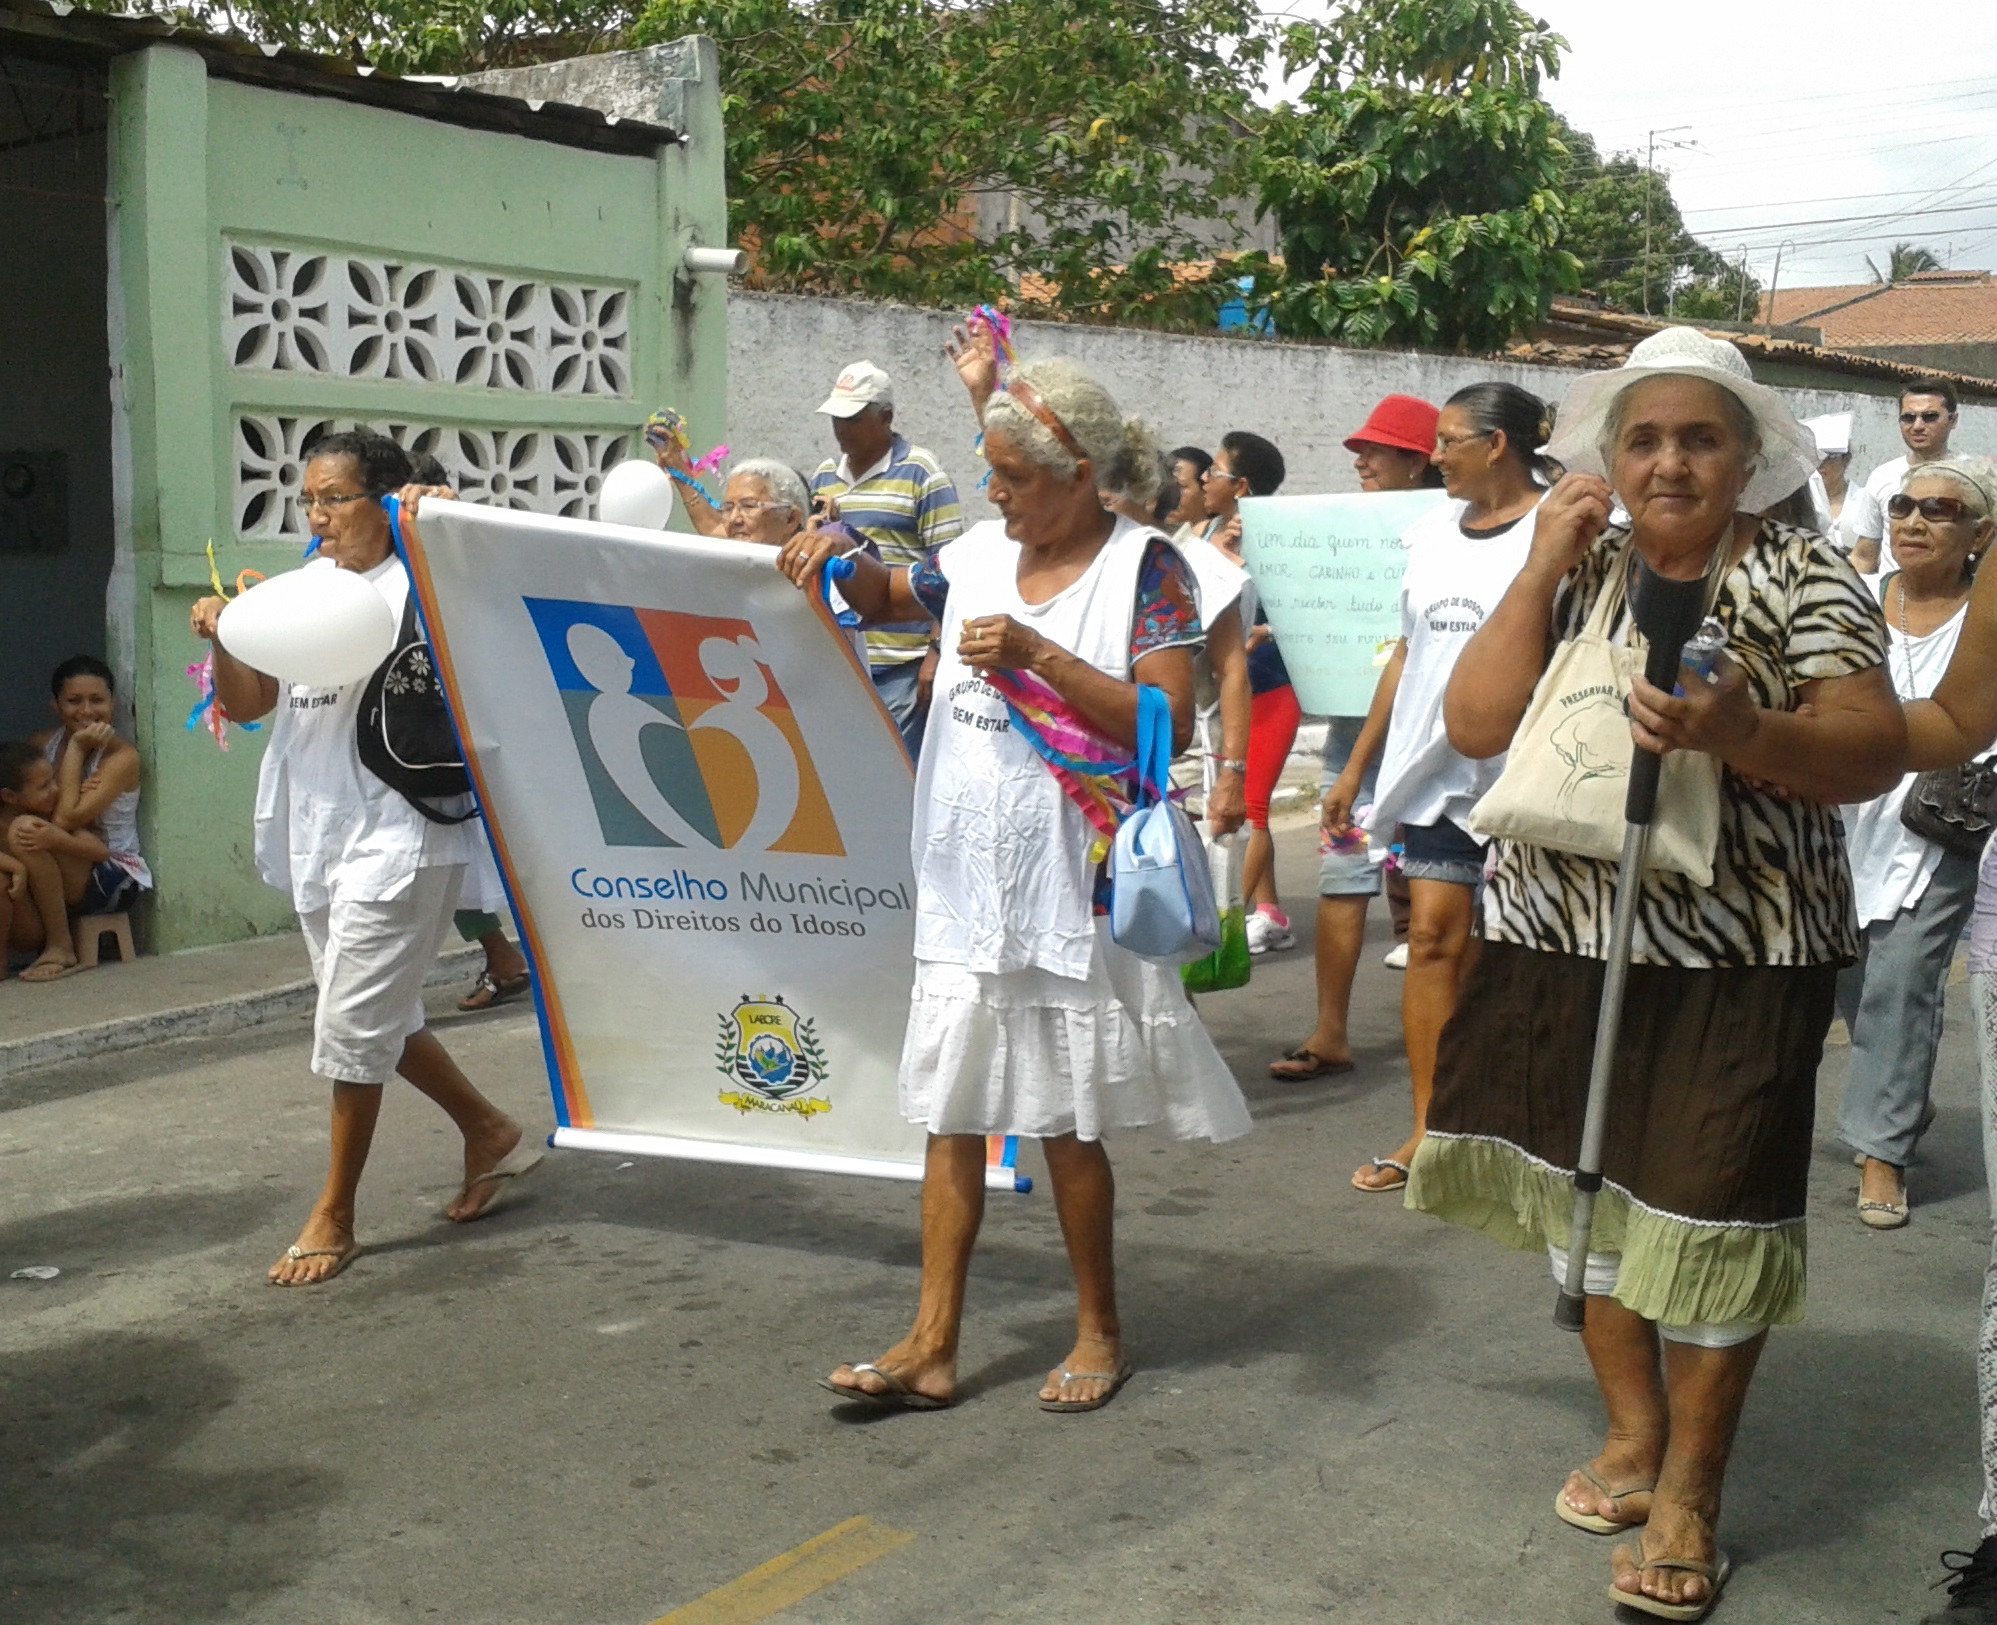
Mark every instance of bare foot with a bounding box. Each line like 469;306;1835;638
1353;1133;1421;1192
1859;1156;1905;1207
826;1336;957;1406
446;1118;530;1221
1268;1041;1353;1080
20;948;79;983
268;1211;358;1286
1559;1443;1659;1529
1038;1330;1125;1407
1611;1505;1723;1612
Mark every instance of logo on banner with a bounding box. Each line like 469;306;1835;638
715;994;831;1117
525;598;845;856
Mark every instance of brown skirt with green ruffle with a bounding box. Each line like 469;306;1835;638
1406;940;1838;1326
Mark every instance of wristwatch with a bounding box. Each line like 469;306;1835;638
1210;756;1247;774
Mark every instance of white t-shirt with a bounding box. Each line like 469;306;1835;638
1841;573;1986;923
1370;500;1539;837
1854;456;1910;543
253;556;478;913
1832;480;1882;556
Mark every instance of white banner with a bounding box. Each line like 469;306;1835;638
406;503;1009;1185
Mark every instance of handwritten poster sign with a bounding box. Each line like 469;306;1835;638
1238;491;1450;716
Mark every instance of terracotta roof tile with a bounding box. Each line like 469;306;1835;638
1759;274;1997;347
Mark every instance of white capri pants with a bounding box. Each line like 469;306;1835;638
1546;1243;1768;1349
300;864;465;1085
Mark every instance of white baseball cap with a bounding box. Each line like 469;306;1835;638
816;361;893;418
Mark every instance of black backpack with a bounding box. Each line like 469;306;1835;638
356;594;477;824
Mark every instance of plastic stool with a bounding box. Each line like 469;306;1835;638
73;912;135;969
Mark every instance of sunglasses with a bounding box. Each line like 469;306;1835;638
1887;493;1979;524
1900;410;1949;425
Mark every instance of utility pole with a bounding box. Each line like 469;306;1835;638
1643;125;1693;316
1735;248;1750;322
1766;239;1795;329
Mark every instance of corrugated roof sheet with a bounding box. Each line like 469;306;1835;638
0;0;680;155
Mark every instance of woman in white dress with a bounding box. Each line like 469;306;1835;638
192;431;539;1286
780;359;1251;1414
1837;461;1994;1228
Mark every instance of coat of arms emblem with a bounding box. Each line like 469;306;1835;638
715;994;830;1115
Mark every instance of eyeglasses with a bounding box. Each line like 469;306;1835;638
1201;465;1244;484
1887;493;1979;524
1900;410;1949;425
720;499;786;517
302;490;375;513
1434;431;1493;453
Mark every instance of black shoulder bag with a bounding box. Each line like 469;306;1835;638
357;584;477;826
1888;571;1997;858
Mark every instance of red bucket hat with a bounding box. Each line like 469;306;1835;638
1344;395;1440;456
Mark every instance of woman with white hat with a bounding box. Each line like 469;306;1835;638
1413;328;1906;1619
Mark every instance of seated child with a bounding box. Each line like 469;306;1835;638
8;656;151;981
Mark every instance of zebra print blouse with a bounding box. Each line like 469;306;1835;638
1482;519;1890;969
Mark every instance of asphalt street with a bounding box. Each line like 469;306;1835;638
2;822;1989;1625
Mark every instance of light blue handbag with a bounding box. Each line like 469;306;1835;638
1109;686;1222;963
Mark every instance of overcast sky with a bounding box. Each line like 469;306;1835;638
1266;2;1997;293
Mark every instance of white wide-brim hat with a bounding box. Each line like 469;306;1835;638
1544;326;1820;514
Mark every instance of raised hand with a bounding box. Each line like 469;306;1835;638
946;319;1000;406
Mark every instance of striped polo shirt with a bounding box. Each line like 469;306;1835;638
811;435;963;667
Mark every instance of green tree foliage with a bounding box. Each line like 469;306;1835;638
628;0;1270;319
1555;119;1759;321
1869;242;1945;283
1245;0;1576;350
69;0;630;72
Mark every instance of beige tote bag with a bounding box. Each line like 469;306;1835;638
1466;551;1723;886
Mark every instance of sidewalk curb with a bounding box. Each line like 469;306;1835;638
1;946;483;1079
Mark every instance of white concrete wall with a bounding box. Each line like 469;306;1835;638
727;291;1997;517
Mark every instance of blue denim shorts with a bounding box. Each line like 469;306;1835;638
1399;818;1485;888
1318;830;1383;898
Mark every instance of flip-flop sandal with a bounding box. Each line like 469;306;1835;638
1351;1157;1409;1193
19;957;81;983
1609;1534;1732;1621
1040;1362;1133;1414
818;1362;954;1411
1555;1465;1654;1533
1858;1194;1909;1229
458;970;532;1012
269;1243;359;1286
452;1139;544;1221
1268;1047;1355;1081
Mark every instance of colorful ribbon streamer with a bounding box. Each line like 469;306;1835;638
980;667;1135;861
645;407;728;500
967;305;1020;489
188;542;265;748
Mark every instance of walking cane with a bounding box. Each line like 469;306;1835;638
1554;551;1714;1332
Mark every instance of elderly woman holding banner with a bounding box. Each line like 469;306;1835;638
1418;329;1903;1619
779;357;1250;1415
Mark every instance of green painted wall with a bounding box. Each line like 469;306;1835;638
109;43;727;950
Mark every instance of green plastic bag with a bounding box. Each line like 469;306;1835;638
1182;831;1250;994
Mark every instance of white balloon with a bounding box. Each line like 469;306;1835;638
217;562;398;689
597;459;676;529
